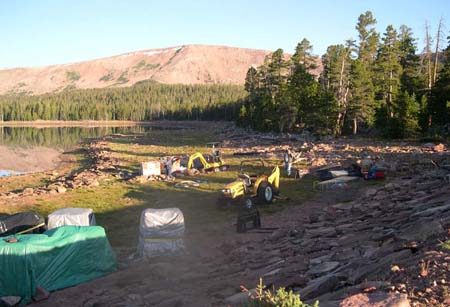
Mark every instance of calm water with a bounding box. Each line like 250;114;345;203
0;126;153;148
0;125;156;176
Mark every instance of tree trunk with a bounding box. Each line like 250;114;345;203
352;117;358;135
336;50;350;136
388;70;393;117
432;18;444;86
425;22;432;89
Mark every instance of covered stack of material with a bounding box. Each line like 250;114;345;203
0;226;116;304
47;208;96;229
137;208;185;257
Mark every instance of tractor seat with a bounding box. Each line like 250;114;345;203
238;174;252;187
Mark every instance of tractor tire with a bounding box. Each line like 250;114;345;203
257;182;274;204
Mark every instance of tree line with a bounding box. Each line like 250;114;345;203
241;11;450;138
0;82;246;122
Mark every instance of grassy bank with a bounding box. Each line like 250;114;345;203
0;127;316;250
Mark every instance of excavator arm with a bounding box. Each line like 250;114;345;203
268;166;280;191
187;152;210;170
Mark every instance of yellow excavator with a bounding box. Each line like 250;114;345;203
186;142;228;173
218;159;280;206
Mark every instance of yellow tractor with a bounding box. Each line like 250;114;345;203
218;159;280;207
186;142;228;174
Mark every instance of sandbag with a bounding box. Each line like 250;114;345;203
47;207;96;229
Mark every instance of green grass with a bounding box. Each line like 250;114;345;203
439;240;450;251
0;128;318;251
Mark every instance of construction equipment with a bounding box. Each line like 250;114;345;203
218;159;280;206
236;198;261;233
186;142;228;173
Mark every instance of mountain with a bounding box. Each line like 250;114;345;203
0;44;322;95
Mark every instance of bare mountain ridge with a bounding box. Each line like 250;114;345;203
0;45;322;95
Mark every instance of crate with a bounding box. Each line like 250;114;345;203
140;161;161;176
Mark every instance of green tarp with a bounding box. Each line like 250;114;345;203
0;225;116;303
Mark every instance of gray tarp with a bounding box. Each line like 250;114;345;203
137;208;185;257
47;208;96;229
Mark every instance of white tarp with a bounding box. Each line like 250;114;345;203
137;208;185;257
47;208;96;229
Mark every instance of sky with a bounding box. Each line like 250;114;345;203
1;0;449;68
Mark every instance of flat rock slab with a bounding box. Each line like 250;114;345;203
308;261;340;275
339;292;410;307
316;176;359;190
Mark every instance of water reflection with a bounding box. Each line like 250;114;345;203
0;170;26;177
0;126;151;148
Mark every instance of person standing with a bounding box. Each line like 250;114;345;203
284;150;293;176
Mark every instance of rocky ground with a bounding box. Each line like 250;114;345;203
23;129;449;307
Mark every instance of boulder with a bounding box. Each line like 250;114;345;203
339;292;410;307
22;188;34;196
57;186;67;193
298;274;340;299
432;143;447;152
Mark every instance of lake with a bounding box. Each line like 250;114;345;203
0;125;153;175
0;126;154;147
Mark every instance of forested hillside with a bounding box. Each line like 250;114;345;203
0;82;246;121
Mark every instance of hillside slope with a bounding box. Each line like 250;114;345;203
0;45;322;95
0;45;269;95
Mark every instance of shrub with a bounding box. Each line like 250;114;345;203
66;71;81;81
99;73;114;82
117;72;129;84
243;278;319;307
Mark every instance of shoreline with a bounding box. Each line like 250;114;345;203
0;120;232;128
0;120;155;128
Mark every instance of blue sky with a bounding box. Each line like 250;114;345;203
1;0;449;68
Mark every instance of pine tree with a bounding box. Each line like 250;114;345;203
396;91;420;137
398;25;423;94
348;11;379;134
321;40;354;135
375;25;402;118
291;38;317;70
